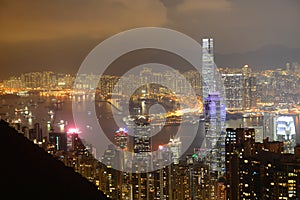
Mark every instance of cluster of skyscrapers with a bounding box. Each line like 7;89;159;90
2;37;300;199
8;112;300;199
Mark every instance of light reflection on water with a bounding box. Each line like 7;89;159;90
0;94;265;154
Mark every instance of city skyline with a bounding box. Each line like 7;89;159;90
2;62;300;199
0;0;300;79
1;1;300;199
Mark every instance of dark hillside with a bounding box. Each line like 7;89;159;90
0;120;110;200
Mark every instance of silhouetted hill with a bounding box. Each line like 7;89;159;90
0;120;110;200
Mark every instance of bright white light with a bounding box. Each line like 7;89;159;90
67;128;80;134
118;127;128;132
276;116;296;140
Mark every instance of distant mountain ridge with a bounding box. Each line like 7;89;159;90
105;44;300;75
215;44;300;70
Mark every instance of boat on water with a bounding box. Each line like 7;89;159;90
37;98;46;103
28;99;38;107
14;108;24;112
243;113;250;118
25;111;35;119
48;110;54;116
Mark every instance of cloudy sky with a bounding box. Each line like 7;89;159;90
0;0;300;79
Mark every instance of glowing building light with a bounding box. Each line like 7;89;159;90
158;145;164;150
115;128;128;150
67;128;80;134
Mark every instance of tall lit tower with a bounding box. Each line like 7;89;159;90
202;37;226;175
114;127;130;198
132;116;154;199
202;38;215;101
204;92;226;173
133;115;152;155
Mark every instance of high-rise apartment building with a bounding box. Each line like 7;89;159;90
242;65;257;109
225;127;256;200
222;73;243;110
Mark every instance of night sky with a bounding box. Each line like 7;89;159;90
0;0;300;79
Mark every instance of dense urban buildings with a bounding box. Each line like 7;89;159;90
1;38;300;199
225;127;300;199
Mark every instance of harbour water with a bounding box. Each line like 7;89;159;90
1;93;292;156
0;94;203;153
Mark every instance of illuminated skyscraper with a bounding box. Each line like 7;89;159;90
202;38;215;101
66;128;81;151
128;116;154;199
133;115;152;155
204;92;226;174
167;138;181;165
201;38;227;198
